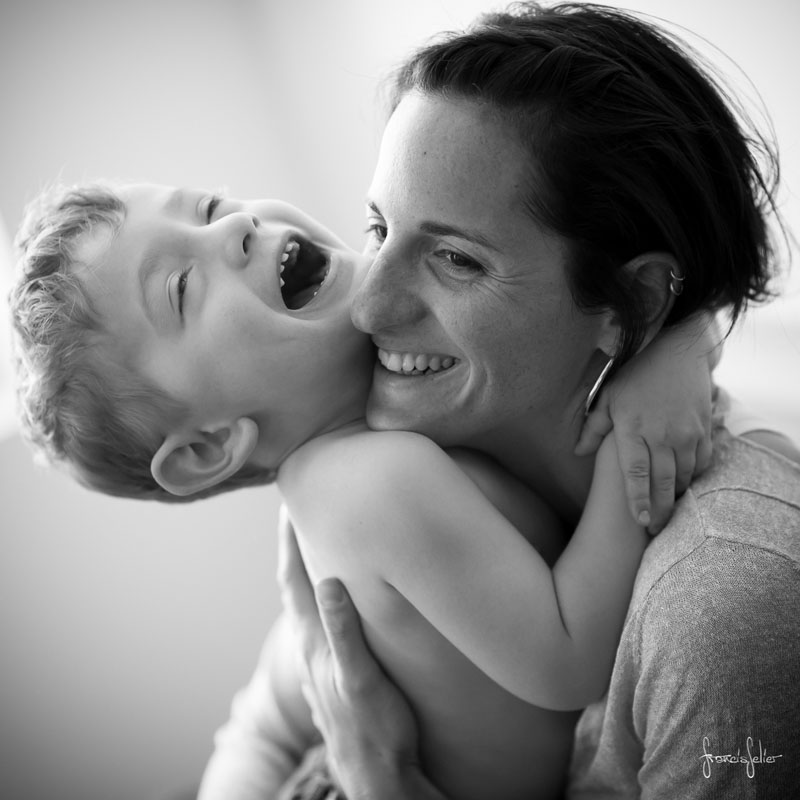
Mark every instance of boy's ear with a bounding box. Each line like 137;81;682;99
151;417;259;497
596;252;680;357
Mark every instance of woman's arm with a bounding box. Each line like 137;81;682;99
577;312;720;531
197;539;319;799
298;430;645;710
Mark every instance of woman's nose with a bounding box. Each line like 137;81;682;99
350;246;426;335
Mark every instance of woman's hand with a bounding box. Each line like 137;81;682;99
277;507;445;800
575;315;719;533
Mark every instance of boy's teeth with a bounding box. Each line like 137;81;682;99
377;348;457;375
281;240;299;265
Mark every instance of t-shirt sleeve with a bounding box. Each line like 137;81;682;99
633;539;800;799
198;614;317;800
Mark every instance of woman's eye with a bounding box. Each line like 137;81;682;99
365;222;387;244
437;249;483;274
177;267;191;314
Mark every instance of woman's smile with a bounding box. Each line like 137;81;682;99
376;347;458;376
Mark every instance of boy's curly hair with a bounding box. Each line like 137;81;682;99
10;183;274;502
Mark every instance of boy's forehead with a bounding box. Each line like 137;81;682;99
119;182;174;215
74;222;116;273
77;184;170;274
120;181;171;198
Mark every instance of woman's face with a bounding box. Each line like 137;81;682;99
352;92;610;448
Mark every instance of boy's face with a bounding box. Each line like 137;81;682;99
77;184;373;469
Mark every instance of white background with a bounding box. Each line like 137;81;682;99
1;1;798;798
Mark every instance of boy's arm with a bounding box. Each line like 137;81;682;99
197;609;318;800
313;431;646;711
279;527;445;800
577;312;720;532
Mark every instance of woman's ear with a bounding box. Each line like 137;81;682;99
596;252;681;358
150;417;260;497
626;252;680;353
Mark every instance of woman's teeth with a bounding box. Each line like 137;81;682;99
378;348;456;375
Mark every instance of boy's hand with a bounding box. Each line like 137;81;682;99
575;329;715;534
277;507;427;798
578;390;711;532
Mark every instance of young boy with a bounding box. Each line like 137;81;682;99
11;181;738;799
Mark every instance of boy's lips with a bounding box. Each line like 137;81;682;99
278;234;330;309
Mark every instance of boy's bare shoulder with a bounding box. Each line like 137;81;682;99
278;429;452;559
280;428;565;562
282;427;448;495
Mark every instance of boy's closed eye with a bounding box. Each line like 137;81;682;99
203;193;223;223
176;267;192;316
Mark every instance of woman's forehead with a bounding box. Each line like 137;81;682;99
383;93;529;182
371;93;555;253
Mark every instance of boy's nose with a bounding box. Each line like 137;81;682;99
209;212;260;269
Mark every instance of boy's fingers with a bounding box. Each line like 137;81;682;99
695;430;713;476
315;579;378;695
575;404;613;456
617;435;653;526
648;445;677;534
674;449;696;496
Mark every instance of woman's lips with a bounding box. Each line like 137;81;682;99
377;348;458;376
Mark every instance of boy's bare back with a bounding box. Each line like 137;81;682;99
279;425;578;800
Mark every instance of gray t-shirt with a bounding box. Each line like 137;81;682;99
568;423;800;798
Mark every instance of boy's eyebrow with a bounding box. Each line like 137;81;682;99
138;189;188;328
162;188;184;214
138;251;167;329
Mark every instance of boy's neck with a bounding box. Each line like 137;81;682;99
258;383;372;476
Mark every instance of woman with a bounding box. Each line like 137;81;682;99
281;3;800;798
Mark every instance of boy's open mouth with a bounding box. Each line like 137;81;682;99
279;236;330;310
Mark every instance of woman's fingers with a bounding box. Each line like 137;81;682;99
315;579;379;696
277;504;317;622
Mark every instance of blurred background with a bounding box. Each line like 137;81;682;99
1;1;798;798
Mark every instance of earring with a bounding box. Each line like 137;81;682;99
669;268;685;296
584;356;615;416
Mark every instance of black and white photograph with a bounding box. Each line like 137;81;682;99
1;1;798;798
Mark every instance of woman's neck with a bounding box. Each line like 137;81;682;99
466;412;595;527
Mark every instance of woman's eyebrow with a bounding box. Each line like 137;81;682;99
366;199;500;252
418;221;501;253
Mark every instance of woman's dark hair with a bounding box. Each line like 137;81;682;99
390;2;783;363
